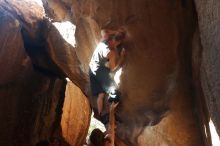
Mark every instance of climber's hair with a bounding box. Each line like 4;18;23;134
114;31;126;41
101;29;126;42
101;29;115;41
108;31;126;42
90;128;105;146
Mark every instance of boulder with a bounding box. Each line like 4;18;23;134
0;0;90;145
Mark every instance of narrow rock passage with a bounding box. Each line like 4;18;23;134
1;0;220;146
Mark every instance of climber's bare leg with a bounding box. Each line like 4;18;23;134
97;92;105;115
105;102;119;146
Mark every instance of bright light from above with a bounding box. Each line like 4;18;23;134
107;68;123;93
53;21;76;47
209;119;220;146
114;68;123;85
32;0;43;7
65;78;70;82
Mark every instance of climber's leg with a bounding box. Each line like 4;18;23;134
106;102;119;146
97;92;105;115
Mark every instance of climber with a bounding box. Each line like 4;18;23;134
89;29;126;121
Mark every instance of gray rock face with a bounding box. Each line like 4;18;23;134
195;0;220;139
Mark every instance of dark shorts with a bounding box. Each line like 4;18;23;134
89;67;115;97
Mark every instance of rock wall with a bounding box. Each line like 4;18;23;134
61;81;91;146
2;0;220;145
0;0;90;145
191;27;211;146
49;0;204;145
194;0;220;145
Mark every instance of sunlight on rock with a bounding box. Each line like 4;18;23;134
53;21;76;47
204;124;208;138
32;0;43;7
209;119;220;146
65;77;70;82
114;68;123;85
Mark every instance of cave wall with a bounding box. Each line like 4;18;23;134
0;1;65;145
52;0;204;145
0;0;90;145
61;81;91;146
194;0;220;144
2;0;220;145
191;27;211;146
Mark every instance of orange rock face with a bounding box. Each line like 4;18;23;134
58;0;204;145
2;0;220;145
61;81;91;146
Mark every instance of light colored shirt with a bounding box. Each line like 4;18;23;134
89;42;110;74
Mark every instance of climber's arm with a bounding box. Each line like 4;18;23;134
111;48;125;72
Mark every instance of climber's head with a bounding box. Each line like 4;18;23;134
89;128;105;146
101;29;126;46
101;29;116;41
107;31;126;49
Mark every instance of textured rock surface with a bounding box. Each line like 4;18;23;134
61;81;91;146
49;0;203;145
2;0;220;145
194;0;220;140
0;0;90;145
46;23;89;95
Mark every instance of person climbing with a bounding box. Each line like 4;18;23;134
89;29;126;120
